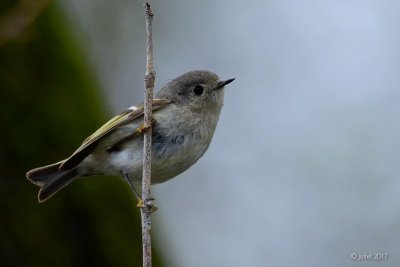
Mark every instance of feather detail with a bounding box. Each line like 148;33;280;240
59;99;170;171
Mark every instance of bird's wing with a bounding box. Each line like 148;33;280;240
59;99;171;170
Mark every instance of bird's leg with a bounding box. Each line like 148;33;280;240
122;171;141;199
122;171;157;212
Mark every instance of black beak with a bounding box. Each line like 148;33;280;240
215;78;235;90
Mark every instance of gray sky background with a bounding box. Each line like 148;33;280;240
60;0;400;266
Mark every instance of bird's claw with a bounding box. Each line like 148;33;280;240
137;197;158;213
136;118;156;135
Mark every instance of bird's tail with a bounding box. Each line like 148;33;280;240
26;162;79;202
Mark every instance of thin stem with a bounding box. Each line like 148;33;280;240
141;2;155;267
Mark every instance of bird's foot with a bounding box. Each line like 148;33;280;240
121;171;157;212
136;118;156;135
137;197;158;213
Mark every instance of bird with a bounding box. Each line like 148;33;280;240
26;70;234;203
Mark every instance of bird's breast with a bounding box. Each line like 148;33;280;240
150;106;219;183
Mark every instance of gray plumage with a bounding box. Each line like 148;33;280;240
26;70;234;202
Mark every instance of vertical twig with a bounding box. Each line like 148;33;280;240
142;2;155;267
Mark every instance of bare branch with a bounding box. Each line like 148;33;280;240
141;2;155;267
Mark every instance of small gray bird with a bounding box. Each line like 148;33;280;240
26;70;234;202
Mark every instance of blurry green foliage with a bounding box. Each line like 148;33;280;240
0;2;162;266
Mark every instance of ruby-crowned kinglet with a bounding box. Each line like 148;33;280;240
26;70;234;202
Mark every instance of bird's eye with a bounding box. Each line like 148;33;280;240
193;85;204;96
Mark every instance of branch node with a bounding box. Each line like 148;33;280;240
144;3;154;17
144;72;155;89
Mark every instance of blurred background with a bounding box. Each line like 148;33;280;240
1;0;399;266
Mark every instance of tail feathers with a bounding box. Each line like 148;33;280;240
26;162;63;186
26;162;79;202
